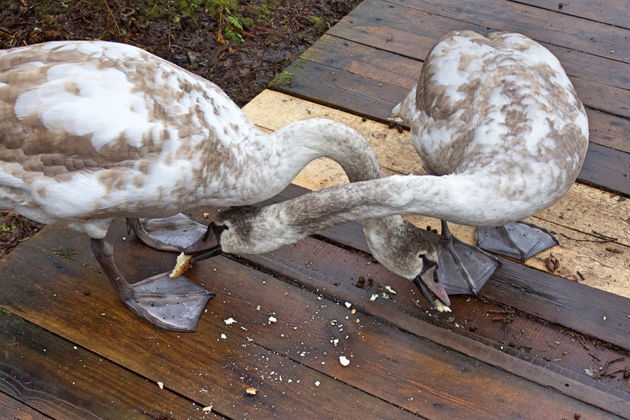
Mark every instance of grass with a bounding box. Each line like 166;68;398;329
269;71;295;88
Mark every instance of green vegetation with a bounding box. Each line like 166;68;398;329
144;0;245;43
309;15;326;32
269;71;295;88
52;246;78;260
0;224;17;232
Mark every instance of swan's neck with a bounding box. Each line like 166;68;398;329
265;118;381;186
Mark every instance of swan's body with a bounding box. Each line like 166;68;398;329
0;40;446;331
391;30;588;222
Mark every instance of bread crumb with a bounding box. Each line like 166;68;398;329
246;387;257;395
344;302;352;308
220;333;227;339
385;285;397;294
202;406;213;412
370;294;379;301
435;300;452;313
339;355;350;366
268;316;277;323
314;381;320;387
224;317;237;325
157;381;164;389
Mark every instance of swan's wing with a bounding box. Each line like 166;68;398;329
0;41;253;218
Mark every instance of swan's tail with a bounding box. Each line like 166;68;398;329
389;85;417;125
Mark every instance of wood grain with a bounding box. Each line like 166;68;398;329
330;0;630;91
0;225;424;420
384;0;630;63
0;392;49;420
0;222;622;419
0;311;218;420
509;0;630;29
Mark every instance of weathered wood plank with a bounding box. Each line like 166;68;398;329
384;0;630;63
261;184;630;352
510;0;630;30
0;223;622;419
0;392;49;420
306;34;630;121
0;312;217;420
329;0;630;91
0;225;425;420
243;238;630;417
278;59;630;196
243;90;630;298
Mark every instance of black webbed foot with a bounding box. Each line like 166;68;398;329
475;221;558;262
437;221;500;296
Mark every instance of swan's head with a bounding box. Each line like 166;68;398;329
364;217;450;308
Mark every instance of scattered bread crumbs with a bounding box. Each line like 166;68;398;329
246;387;257;395
339;355;350;366
224;317;237;325
268;316;277;323
157;381;164;389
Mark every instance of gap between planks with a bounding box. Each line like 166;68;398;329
243;90;630;298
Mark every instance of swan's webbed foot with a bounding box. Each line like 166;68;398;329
438;221;500;296
127;214;207;252
91;238;214;331
475;222;558;262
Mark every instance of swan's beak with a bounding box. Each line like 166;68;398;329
417;266;451;307
183;223;226;256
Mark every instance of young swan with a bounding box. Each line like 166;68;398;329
0;40;448;332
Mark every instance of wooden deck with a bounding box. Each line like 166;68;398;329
1;1;629;419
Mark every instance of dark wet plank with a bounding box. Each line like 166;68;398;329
385;0;630;63
330;0;630;91
279;59;630;196
0;222;622;419
510;0;630;30
0;311;217;420
0;392;49;420
0;225;424;420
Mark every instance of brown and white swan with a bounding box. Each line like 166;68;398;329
0;40;448;332
386;30;588;292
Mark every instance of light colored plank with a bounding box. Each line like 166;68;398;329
243;90;630;297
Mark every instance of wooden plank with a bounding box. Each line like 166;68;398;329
242;238;630;417
330;0;630;91
0;225;426;420
0;312;217;420
301;35;630;153
0;223;622;419
0;392;49;420
510;0;630;30
306;34;630;121
383;0;630;63
261;184;630;352
278;59;630;196
243;90;630;298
